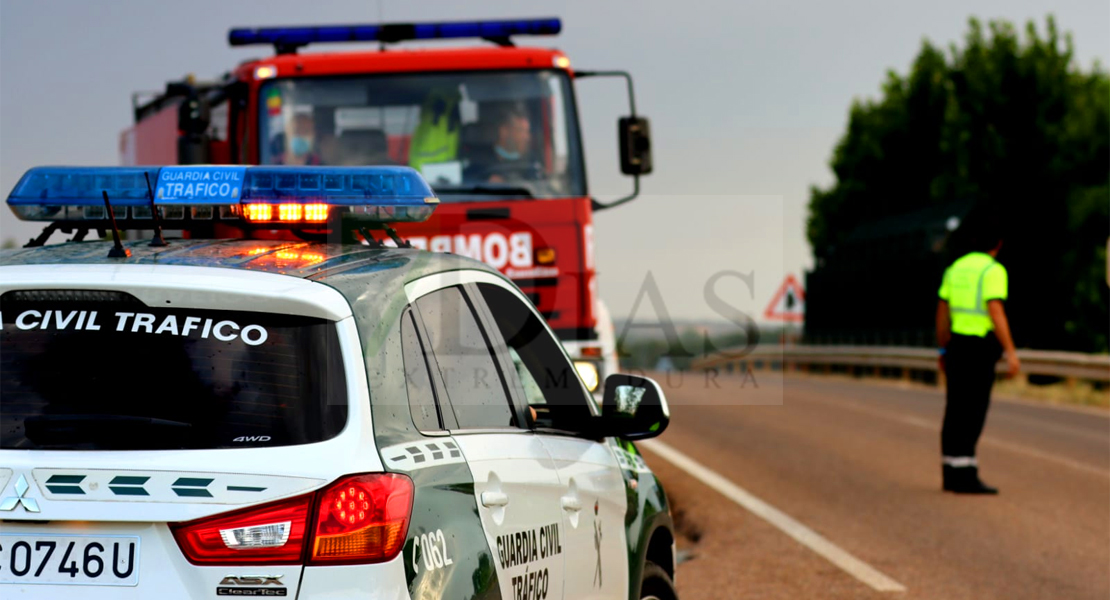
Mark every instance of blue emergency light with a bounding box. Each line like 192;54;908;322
6;165;438;226
228;18;561;51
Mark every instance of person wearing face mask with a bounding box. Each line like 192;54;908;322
465;104;537;184
284;113;321;166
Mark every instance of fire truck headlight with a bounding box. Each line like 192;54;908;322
574;361;600;393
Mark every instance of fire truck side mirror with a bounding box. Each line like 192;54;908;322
619;116;653;176
173;83;212;165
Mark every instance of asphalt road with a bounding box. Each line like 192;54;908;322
640;372;1109;600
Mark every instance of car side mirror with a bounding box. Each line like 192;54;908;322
596;373;669;440
619;116;653;176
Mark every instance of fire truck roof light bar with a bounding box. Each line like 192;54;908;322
7;166;439;225
227;18;562;52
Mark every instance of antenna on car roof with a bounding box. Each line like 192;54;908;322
357;224;411;249
101;191;131;258
143;172;168;247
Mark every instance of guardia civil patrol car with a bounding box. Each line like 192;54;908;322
0;165;678;600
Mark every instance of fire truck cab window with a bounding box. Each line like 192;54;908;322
258;71;585;201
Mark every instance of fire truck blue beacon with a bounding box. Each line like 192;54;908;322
0;164;679;599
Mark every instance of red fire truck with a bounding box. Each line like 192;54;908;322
120;18;652;392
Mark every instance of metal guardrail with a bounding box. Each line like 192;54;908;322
691;345;1110;384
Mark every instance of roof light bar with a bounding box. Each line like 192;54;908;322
228;18;561;51
7;166;161;208
6;166;439;227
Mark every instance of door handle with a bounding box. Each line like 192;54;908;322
481;491;510;508
561;495;582;512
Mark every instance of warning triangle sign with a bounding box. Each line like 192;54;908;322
764;274;805;322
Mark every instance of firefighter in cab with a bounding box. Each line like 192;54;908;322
935;217;1020;494
465;103;539;184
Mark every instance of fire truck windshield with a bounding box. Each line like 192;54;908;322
258;70;585;201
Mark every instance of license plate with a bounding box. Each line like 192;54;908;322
0;534;140;586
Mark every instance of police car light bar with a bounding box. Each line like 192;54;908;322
228;18;561;51
6;166;439;227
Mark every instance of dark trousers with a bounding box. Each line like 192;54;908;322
941;334;1002;460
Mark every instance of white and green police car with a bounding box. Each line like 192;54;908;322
0;165;678;599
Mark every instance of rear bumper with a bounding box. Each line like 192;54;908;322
0;521;411;599
296;557;410;599
0;521;308;599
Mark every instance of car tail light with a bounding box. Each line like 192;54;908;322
170;473;412;566
310;474;413;565
171;494;312;564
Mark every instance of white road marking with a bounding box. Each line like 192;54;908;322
993;393;1110;418
983;437;1109;477
641;439;907;593
821;397;1110;479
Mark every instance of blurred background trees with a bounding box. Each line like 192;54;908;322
807;16;1109;352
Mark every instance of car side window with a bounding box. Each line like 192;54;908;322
400;309;441;432
415;286;517;429
476;283;593;426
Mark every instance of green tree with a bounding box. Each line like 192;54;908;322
808;17;1109;351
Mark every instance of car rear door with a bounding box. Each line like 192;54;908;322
409;281;566;600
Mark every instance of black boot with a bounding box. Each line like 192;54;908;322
942;464;965;491
943;465;998;495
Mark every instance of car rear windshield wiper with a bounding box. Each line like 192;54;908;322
24;414;193;449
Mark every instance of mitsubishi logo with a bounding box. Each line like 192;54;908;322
0;475;40;513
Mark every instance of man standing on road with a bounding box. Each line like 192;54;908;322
936;220;1020;494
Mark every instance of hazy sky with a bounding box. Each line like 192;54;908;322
1;0;1106;323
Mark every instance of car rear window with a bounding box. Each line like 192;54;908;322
1;291;348;450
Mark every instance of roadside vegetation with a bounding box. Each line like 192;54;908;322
808;16;1109;352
